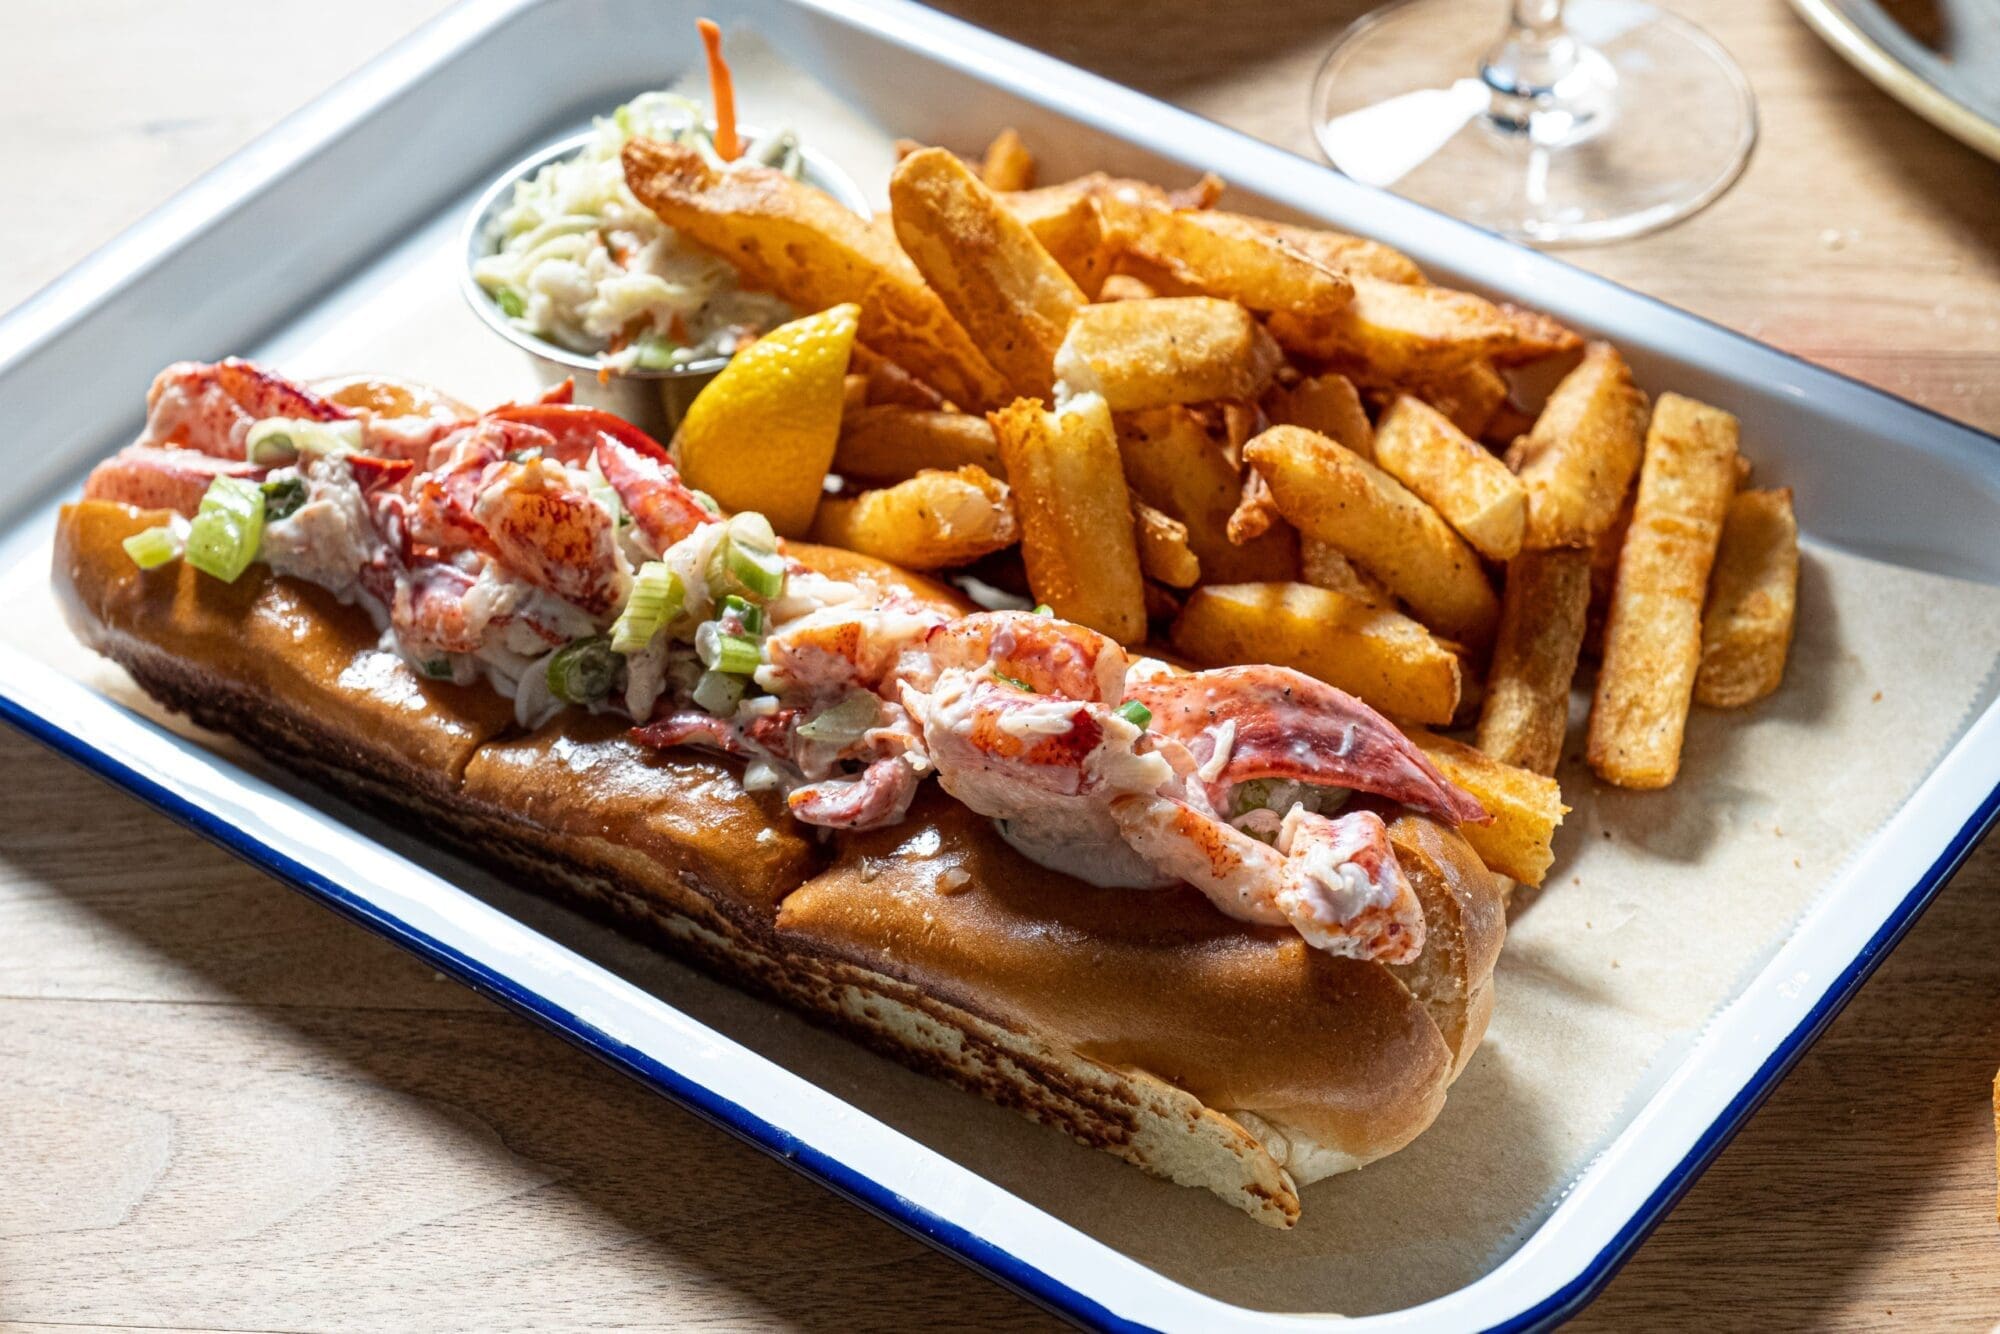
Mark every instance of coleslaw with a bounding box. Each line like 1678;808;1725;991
472;91;803;372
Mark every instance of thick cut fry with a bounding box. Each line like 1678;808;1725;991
1405;359;1509;439
842;373;868;415
622;139;1007;410
1266;278;1519;381
1243;217;1426;285
1114;406;1296;582
849;344;948;410
1132;498;1201;587
1004;189;1114;298
979;127;1036;192
1173;583;1462;725
890;148;1086;401
809;466;1017;570
1492;304;1584;367
1373;396;1526;562
1507;342;1650;549
1476;548;1591;775
835;406;1004;482
1264;372;1373;459
1587;393;1741;788
1097;272;1156;301
1054;298;1282;411
990;394;1146;642
1124;207;1354;316
1300;538;1390;606
1696;488;1799;708
1246;425;1499;650
1400;726;1565;886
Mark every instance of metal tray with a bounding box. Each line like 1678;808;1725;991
1;1;1996;1328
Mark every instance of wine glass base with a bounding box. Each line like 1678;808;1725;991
1312;0;1757;246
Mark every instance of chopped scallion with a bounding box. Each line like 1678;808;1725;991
495;286;527;319
691;489;721;516
609;561;685;654
244;417;360;465
708;631;761;676
184;475;266;583
260;475;309;521
547;636;618;704
691;668;746;716
1115;700;1152;730
719;593;763;636
705;511;786;602
121;524;184;570
993;671;1034;693
1032;603;1053;616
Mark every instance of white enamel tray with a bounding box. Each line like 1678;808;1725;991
2;1;1997;1328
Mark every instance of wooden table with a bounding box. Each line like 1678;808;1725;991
3;2;1996;1328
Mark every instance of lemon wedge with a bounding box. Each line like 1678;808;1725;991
673;303;859;538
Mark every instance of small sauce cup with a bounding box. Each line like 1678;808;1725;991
460;128;868;440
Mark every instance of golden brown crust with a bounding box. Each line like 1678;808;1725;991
52;496;1507;1222
776;790;1456;1159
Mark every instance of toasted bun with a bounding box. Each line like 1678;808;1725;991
54;498;1505;1225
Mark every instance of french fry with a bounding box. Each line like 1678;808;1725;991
1097;272;1157;301
1123;207;1355;316
1053;297;1282;411
990;394;1146;642
1114;405;1296;582
1492;303;1584;367
1246;425;1500;650
1299;538;1391;606
809;466;1019;569
1263;372;1373;458
842;373;868;415
1242;217;1426;286
1005;188;1114;298
979;127;1036;192
835;406;1005;482
1586;393;1741;788
1476;548;1591;775
1507;342;1650;549
1405;359;1510;439
1695;488;1799;708
1372;396;1527;562
1172;582;1462;725
890;148;1086;400
849;344;948;410
1266;277;1519;380
1132;498;1201;587
1400;726;1566;886
623;139;1008;410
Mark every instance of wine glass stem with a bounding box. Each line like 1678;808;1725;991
1480;0;1609;139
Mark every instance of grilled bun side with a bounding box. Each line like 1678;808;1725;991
52;498;1503;1226
1383;814;1508;1080
776;791;1457;1177
55;502;517;788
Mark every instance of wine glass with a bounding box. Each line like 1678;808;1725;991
1311;0;1757;246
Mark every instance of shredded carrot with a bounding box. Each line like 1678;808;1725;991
697;19;741;162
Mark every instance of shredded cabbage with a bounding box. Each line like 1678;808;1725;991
472;91;804;370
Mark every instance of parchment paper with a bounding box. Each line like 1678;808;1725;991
7;36;1999;1315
